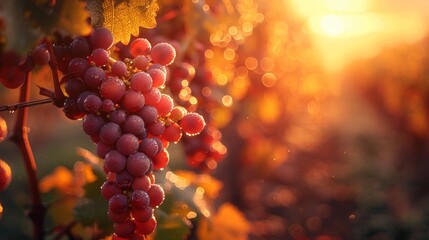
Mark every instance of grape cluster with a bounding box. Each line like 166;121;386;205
166;61;227;170
0;45;50;89
57;28;205;239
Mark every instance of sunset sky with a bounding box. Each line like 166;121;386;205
290;0;429;72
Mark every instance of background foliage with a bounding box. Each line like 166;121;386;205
1;0;429;239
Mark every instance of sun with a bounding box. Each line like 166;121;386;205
320;15;346;36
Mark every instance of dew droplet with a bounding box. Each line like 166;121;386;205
8;106;17;113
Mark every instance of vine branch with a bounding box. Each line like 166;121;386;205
10;72;46;240
0;98;53;112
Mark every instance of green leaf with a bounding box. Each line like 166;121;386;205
86;0;104;27
77;152;112;231
0;0;42;54
74;198;97;226
154;213;191;240
0;0;91;54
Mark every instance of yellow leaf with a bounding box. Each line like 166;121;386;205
102;0;159;44
197;203;250;240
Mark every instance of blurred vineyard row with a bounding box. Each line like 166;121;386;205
210;0;429;239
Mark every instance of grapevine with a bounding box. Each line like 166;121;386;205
0;1;212;238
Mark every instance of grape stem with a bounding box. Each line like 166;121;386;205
46;40;66;107
10;72;46;240
52;220;77;240
0;98;53;112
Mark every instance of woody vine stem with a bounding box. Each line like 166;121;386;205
10;72;46;240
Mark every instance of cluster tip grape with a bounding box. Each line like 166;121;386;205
55;28;206;239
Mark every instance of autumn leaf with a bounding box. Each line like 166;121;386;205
197;203;251;240
39;166;74;194
101;0;159;44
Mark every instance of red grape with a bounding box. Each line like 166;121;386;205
123;115;145;137
130;38;151;57
155;94;173;116
0;159;12;192
162;123;182;143
126;152;151;177
99;122;122;145
0;117;8;142
135;215;157;236
32;46;50;65
90;27;114;50
84;66;106;90
104;150;127;173
152;149;169;171
180;112;206;136
116;133;139;156
132;176;151;191
111;61;128;78
133;55;149;70
101;181;122;200
131;72;153;93
89;48;110;66
150;42;176;66
139;138;159;158
109;194;129;214
82;113;104;136
122;90;145;112
100;77;126;103
147;68;166;88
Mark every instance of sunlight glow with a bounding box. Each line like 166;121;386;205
319;15;345;36
324;0;368;12
290;0;429;72
313;13;382;37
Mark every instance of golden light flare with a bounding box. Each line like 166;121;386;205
242;21;254;33
223;48;236;61
205;49;214;59
261;72;277;88
202;87;212;97
216;73;228;85
236;66;248;78
221;95;233;107
245;57;258;70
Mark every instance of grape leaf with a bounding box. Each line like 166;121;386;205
0;0;42;54
197;203;251;240
154;213;191;240
74;198;97;226
101;0;159;44
86;0;104;27
39;166;74;193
